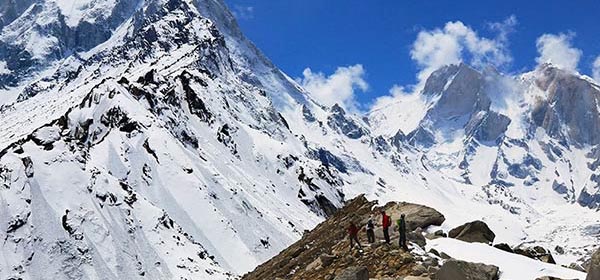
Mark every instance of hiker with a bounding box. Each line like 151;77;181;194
366;215;375;243
381;210;391;244
62;209;75;235
347;221;362;252
397;214;408;250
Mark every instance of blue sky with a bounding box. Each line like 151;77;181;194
224;0;600;110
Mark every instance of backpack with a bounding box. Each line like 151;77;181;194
367;219;374;229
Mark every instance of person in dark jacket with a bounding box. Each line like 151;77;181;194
62;209;75;235
381;210;391;244
366;215;375;243
397;214;408;250
347;221;362;252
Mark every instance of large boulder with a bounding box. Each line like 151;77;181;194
587;248;600;280
436;259;500;280
334;266;369;280
381;202;446;231
448;221;495;244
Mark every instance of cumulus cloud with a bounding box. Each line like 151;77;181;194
411;18;514;84
298;64;368;112
535;33;582;71
592;56;600;83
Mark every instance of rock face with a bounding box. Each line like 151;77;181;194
334;266;369;280
436;259;500;280
533;64;600;147
587;248;600;280
448;221;495;244
379;201;446;231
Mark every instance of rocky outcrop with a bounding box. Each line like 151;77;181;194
242;195;443;280
587;248;600;280
448;221;495;244
436;259;500;280
327;104;369;139
378;201;446;231
513;246;556;264
493;243;513;253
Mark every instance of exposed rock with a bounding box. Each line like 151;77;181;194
378;201;446;231
568;262;586;272
440;252;452;259
327;104;368;139
434;230;447;237
242;196;420;280
464;110;511;143
587;248;600;280
513;246;556;264
555;246;565;255
425;230;447;240
411;264;427;276
436;259;500;280
448;220;495;244
493;243;513;253
407;228;427;248
334;266;368;280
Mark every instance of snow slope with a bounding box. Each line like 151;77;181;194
427;238;587;280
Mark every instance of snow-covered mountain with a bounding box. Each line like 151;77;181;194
0;0;598;279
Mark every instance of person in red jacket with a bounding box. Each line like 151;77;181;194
381;210;391;244
347;221;362;252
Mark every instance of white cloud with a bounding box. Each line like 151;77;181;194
232;5;254;20
535;33;582;72
488;15;518;43
592;56;600;83
411;19;513;84
298;64;368;112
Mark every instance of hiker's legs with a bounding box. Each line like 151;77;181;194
383;227;390;243
353;236;362;248
367;230;374;243
400;234;407;250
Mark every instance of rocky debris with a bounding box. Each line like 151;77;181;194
513;245;556;264
407;228;427;248
436;259;500;280
377;201;446;231
425;230;447;240
567;262;586;272
242;195;443;280
587;248;600;280
333;266;369;280
448;221;495;244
